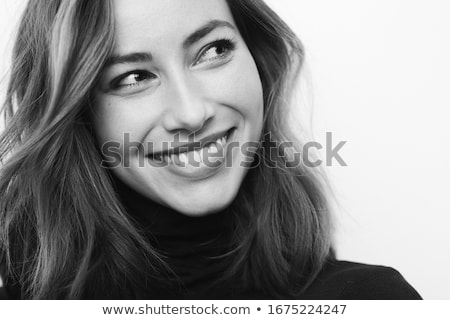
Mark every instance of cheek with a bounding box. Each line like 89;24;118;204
91;102;123;144
203;49;264;122
91;96;159;146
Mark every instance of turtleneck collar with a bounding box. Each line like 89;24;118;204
112;175;235;297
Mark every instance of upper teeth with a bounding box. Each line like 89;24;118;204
160;134;227;165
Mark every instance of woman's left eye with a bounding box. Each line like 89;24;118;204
194;39;236;66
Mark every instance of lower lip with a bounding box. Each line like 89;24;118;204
151;128;236;180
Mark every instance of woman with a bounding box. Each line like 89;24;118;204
0;0;421;299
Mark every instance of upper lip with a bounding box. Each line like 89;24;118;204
147;128;233;158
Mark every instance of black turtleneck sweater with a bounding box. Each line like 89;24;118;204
114;177;237;299
0;178;422;299
113;179;421;300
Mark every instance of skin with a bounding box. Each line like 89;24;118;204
93;0;264;216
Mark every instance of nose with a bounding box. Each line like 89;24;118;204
162;72;212;133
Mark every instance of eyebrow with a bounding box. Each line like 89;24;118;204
182;19;235;49
105;19;235;68
105;52;153;68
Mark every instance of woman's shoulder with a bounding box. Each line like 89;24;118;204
297;259;422;300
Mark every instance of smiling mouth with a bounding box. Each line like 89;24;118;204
147;127;235;164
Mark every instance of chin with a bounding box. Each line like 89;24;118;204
165;190;235;217
170;202;229;217
164;186;239;217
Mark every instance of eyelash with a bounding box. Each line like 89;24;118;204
194;38;236;66
110;70;156;91
109;38;236;92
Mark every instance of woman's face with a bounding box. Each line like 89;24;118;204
93;0;264;216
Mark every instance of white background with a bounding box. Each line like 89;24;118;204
1;0;449;299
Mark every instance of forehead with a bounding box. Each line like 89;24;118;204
112;0;235;53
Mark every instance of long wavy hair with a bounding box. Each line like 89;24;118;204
0;0;334;299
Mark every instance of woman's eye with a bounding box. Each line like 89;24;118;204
110;70;158;92
194;39;236;66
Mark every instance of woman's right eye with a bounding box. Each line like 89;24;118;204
110;70;158;93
